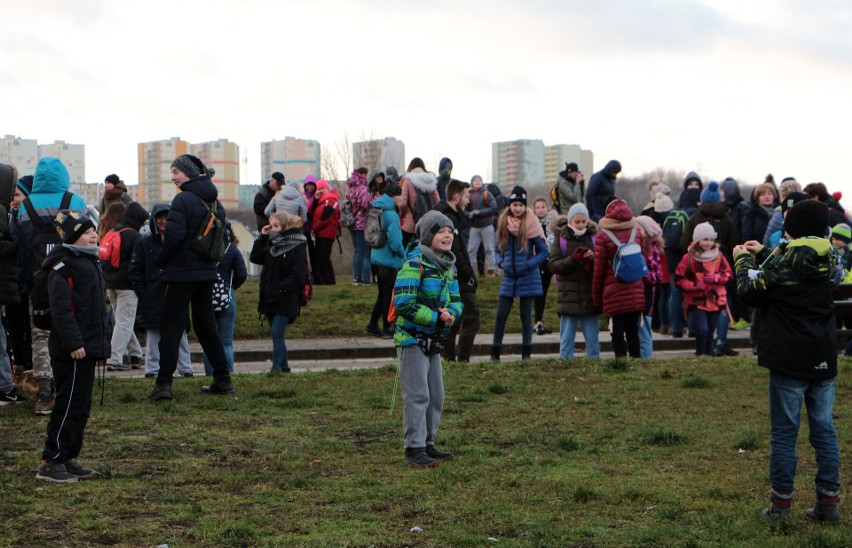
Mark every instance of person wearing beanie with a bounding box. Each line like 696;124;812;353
308;178;340;285
547;200;600;359
640;181;669;217
465;175;499;276
699;181;722;204
0;164;22;405
553;161;585;215
674;222;732;357
830;223;852;245
393;209;461;468
264;172;307;224
585;159;621;222
399;158;440;247
683;171;703;192
342;169;373;286
97;174;133;215
253;171;285;231
491;186;549;361
16;158;90;415
301;175;319;280
733;199;841;524
149;155;234;401
591;199;646;358
532;196;558;335
34;210;108;482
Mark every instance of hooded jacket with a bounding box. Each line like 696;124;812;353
592;199;645;317
555;170;584;215
548;216;599;316
250;228;308;323
43;245;110;359
264;182;307;222
585;160;621;221
721;177;748;240
102;201;148;290
681;201;739;263
369;193;405;270
0;163;20;304
466;185;499;228
399;168;440;234
344;171;372;231
735;239;837;380
683;171;703;192
129;203;172;329
674;245;732;312
310;188;341;239
157;176;225;283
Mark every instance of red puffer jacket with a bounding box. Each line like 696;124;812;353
674;248;732;312
591;199;646;317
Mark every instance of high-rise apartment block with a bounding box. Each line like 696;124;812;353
0;135;38;174
260;137;321;185
352;137;405;174
191;139;240;208
544;144;594;184
137;137;190;208
492;139;594;190
38;140;86;183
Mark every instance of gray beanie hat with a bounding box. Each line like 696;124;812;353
415;210;454;246
171;154;208;180
566;202;589;222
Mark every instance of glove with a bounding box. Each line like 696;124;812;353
572;248;587;262
704;273;717;284
696;281;707;291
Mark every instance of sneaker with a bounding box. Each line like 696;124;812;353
720;345;739;356
64;459;97;479
0;389;25;406
129;356;143;370
106;362;130;372
404;448;439;468
148;382;173;401
382;327;394;340
535;324;545;335
425;445;454;460
20;370;39;394
201;381;235;395
364;323;384;338
182;372;194;378
660;325;670;335
35;390;55;416
144;373;156;379
731;319;751;330
35;460;78;483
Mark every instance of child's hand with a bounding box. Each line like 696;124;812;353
438;308;454;326
70;347;86;360
704;273;717;284
261;225;271;234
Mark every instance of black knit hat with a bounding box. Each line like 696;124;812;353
784;199;829;239
271;172;285;184
508;185;527;206
105;174;121;185
54;210;95;244
780;191;810;214
171;154;208;180
565;162;579;174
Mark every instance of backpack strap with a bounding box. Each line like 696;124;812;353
21;198;44;228
59;191;73;210
600;228;623;246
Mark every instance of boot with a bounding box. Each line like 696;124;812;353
425;445;454;460
490;346;501;362
201;376;235;395
20;370;39;394
760;489;793;522
12;366;25;392
149;381;173;401
806;491;841;525
404;447;438;468
521;344;532;360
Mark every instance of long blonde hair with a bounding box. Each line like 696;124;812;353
497;207;528;253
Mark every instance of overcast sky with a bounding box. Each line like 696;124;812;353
3;0;851;197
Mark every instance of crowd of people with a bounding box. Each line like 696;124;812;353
0;155;843;523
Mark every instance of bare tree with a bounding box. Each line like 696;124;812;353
320;148;339;182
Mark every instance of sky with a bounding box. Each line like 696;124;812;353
2;0;852;197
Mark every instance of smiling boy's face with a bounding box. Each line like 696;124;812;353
74;227;99;248
430;226;454;253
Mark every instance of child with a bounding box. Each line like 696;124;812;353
734;200;841;524
393;210;462;468
36;211;110;482
547;203;600;359
491;187;549;361
532;197;557;335
634;216;664;358
674;222;732;356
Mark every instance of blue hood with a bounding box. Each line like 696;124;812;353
32;157;71;194
372;193;396;211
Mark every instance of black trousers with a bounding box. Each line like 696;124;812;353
314;237;336;285
443;291;481;362
5;300;32;369
534;268;552;323
43;358;95;462
305;231;319;284
158;282;230;383
370;265;398;329
611;311;641;358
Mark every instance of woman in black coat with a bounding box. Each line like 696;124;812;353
250;211;308;373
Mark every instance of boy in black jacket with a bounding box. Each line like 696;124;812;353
35;211;109;483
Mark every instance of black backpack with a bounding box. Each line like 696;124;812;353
412;189;436;223
661;209;689;250
22;192;72;277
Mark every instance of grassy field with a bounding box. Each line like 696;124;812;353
2;356;850;546
233;275;568;340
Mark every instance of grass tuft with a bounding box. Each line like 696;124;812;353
555;436;585;452
682;375;713;389
734;430;761;451
572;485;601;503
643;428;688;446
602;357;630;372
487;383;509;395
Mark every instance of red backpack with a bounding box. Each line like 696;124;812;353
99;228;132;268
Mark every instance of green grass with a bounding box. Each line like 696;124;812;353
233;276;563;339
2;357;851;546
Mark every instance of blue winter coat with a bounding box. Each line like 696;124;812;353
496;235;549;298
369;193;405;270
216;242;248;292
157;176;226;283
585;160;621;221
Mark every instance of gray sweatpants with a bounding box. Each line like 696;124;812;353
399;345;444;449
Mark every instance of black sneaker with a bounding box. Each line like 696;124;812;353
182;372;194;378
106;362;130;372
425;445;454;460
721;345;739;356
404;448;438;468
0;389;25;406
201;381;235;395
129;356;143;370
364;323;384;338
535;324;545;335
64;459;97;479
35;460;78;483
148;382;173;401
144;373;156;379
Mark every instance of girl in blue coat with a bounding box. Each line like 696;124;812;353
491;186;549;361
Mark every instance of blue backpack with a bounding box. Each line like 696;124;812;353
601;226;648;282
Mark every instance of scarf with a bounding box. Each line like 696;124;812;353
104;187;124;201
64;244;100;258
690;246;720;263
268;228;307;257
418;244;455;274
507;208;546;239
569;225;587;238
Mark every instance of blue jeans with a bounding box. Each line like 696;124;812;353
203;289;236;375
558;314;600;359
768;373;840;496
350;230;372;284
270;314;291;371
638;314;653;358
689;309;719;355
492;296;534;347
715;309;730;347
668;280;684;335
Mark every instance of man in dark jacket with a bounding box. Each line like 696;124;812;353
554;162;585;215
253;172;284;231
0;163;22;404
734;200;840;524
149;155;234;401
436;157;453;202
103;201;148;372
585;160;621;221
434;179;478;362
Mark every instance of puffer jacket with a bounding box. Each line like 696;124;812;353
591;199;645;317
345;171;372;231
496;211;549;298
310;189;340;240
157;176;225;284
547;216;599;316
674;247;732;312
102;201;148;290
264;182;307;222
681;201;739;263
250;228;308;323
128;203;171;330
392;246;462;348
585;160;621;221
369;194;405;270
399;168;440;234
0;163;20;304
735;238;836;380
43;245;110;359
